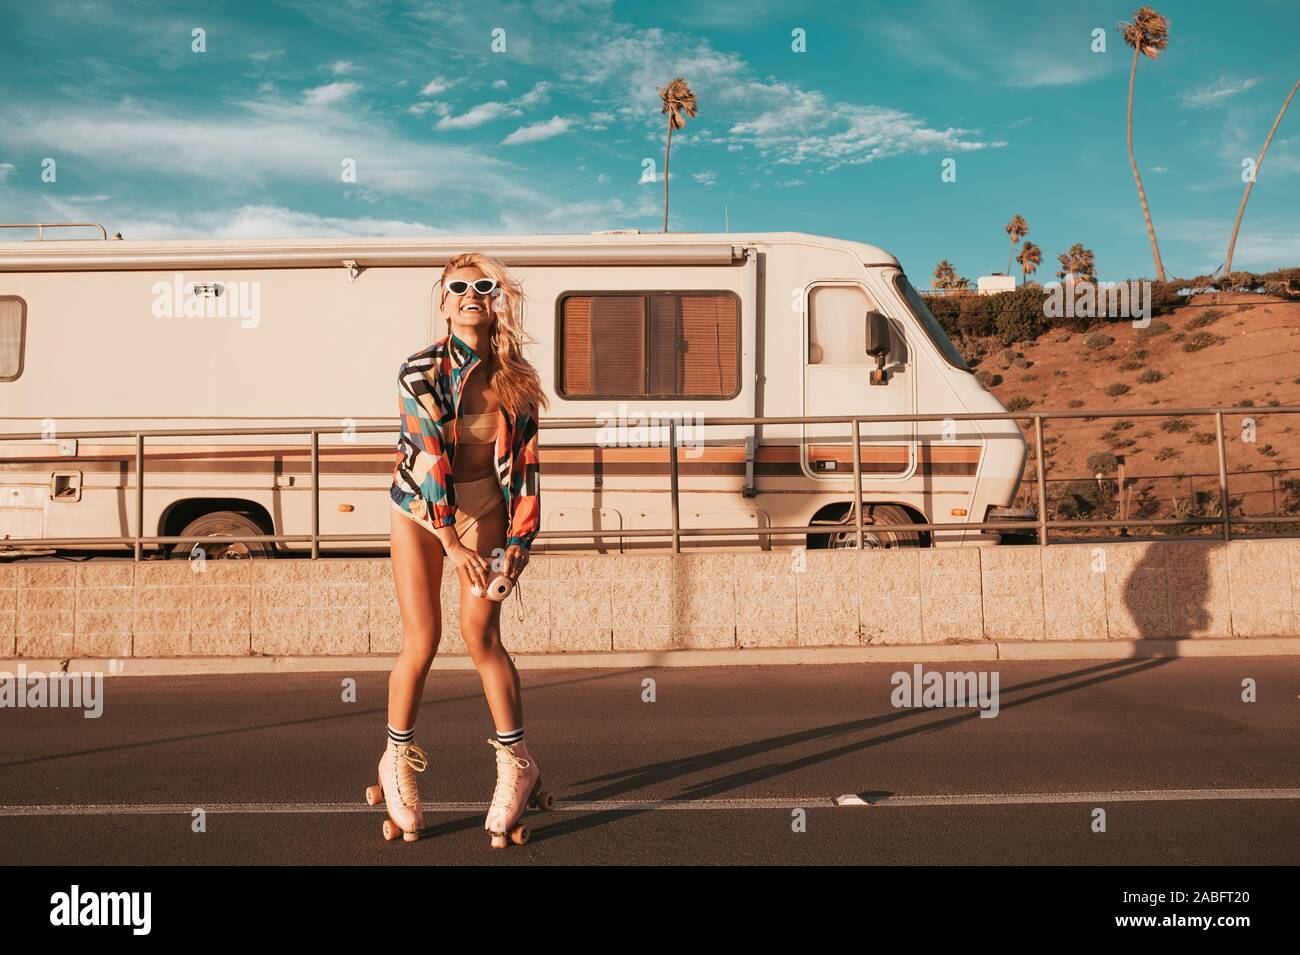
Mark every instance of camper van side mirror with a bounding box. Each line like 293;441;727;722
866;310;890;358
866;310;890;385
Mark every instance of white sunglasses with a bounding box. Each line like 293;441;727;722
445;278;499;296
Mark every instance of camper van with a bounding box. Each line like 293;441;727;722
0;228;1028;557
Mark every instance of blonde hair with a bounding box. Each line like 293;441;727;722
437;251;549;418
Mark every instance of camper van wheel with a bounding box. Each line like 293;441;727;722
172;511;274;560
828;505;921;549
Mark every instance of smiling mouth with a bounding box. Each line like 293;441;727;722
463;303;483;312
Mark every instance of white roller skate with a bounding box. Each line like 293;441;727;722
483;738;555;848
364;740;428;843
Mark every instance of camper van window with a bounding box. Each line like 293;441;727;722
891;273;970;371
558;291;740;399
808;285;879;365
0;297;25;381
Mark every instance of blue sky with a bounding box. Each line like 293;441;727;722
1;0;1296;282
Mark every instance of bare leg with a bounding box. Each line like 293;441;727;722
455;500;523;731
388;507;445;729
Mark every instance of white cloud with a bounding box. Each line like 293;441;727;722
692;170;717;186
492;79;508;90
108;204;449;240
436;101;516;130
332;60;356;75
870;6;1112;89
435;82;553;131
1152;166;1168;174
502;116;573;145
729;84;1002;169
596;172;609;183
1180;77;1258;108
303;82;359;107
516;82;550;107
567;26;998;171
0;163;14;181
421;77;452;97
0;97;545;208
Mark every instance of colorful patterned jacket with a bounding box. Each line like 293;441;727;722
389;332;542;551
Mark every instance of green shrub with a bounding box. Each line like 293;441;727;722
1137;369;1164;384
1105;383;1130;396
994;292;1046;345
1136;319;1171;340
1119;358;1144;371
1163;417;1190;432
1114;419;1134;431
1193;432;1217;445
1154;447;1180;461
1085;332;1114;350
1086;452;1118;473
1183;331;1225;352
974;369;1001;388
1005;396;1034;412
1067;398;1085;408
1238;398;1254;408
1187;309;1223;329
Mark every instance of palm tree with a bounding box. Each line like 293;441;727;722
658;78;698;233
1224;78;1300;274
1056;243;1096;283
1018;241;1042;284
932;259;970;290
1004;214;1029;279
1117;6;1169;282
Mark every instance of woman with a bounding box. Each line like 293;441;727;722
379;251;549;848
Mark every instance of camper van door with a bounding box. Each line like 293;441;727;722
801;282;916;480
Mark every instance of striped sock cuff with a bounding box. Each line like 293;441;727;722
388;723;415;745
495;726;524;746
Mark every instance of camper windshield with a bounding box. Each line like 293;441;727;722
892;272;970;372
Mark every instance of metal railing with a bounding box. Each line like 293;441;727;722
0;222;110;240
1;404;1298;558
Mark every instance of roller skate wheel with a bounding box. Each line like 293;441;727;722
511;824;530;846
382;819;402;841
365;785;383;806
535;790;555;811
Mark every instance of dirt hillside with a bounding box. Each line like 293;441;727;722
975;293;1300;530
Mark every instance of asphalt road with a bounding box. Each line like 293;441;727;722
1;657;1297;865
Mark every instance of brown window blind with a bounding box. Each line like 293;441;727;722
560;292;738;398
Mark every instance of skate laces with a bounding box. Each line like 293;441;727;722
392;742;428;807
487;738;529;810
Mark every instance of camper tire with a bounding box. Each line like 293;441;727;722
172;511;275;560
824;504;922;549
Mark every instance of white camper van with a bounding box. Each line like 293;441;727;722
0;228;1028;557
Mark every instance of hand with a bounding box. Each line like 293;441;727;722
448;543;489;594
501;544;529;580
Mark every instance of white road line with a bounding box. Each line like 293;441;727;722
833;788;1300;807
1;789;1298;816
